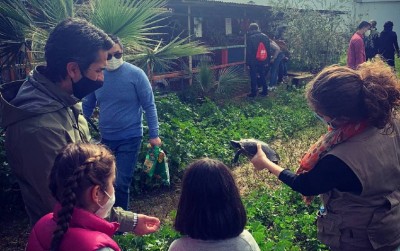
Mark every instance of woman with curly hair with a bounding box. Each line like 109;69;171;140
251;58;400;251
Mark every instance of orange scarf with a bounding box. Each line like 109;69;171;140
297;121;369;203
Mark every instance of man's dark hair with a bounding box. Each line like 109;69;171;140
369;20;377;28
384;21;394;28
249;23;259;31
108;34;124;51
357;21;371;30
44;18;114;82
174;158;246;240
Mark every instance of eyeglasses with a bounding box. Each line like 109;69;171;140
107;52;123;60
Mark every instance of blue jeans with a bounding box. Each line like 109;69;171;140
101;137;142;210
249;64;267;94
270;53;285;87
278;59;288;82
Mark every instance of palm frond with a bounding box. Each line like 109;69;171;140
25;0;75;29
88;0;167;48
195;62;215;93
0;0;32;27
216;66;248;94
131;36;210;73
0;0;33;67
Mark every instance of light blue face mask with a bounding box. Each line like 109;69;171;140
313;112;337;129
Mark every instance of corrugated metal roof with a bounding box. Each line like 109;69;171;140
205;0;272;6
179;0;272;7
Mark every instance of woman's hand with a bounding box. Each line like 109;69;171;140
133;214;161;236
251;143;269;171
251;143;284;177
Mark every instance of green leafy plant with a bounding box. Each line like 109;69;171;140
269;0;352;72
190;63;248;98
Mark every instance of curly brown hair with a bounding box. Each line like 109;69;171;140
48;143;115;251
306;57;400;130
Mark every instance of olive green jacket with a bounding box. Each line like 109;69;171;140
0;66;135;232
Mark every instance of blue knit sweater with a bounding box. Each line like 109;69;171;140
83;62;159;140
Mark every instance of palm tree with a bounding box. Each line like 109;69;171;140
88;0;209;82
132;36;209;83
0;0;209;83
0;0;33;76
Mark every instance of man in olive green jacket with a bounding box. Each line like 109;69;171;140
0;18;159;234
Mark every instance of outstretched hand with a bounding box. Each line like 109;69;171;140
133;214;161;236
250;143;268;171
251;143;285;176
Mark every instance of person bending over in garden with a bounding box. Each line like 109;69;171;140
83;34;162;210
27;143;160;251
347;21;371;69
0;18;159;233
169;158;260;251
251;58;400;251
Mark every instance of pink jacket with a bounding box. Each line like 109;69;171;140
347;32;366;69
27;205;121;251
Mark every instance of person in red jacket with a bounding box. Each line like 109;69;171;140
347;21;371;69
27;143;160;251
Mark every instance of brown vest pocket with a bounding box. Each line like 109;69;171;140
367;191;400;249
317;213;342;249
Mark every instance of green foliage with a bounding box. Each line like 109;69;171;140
0;132;24;214
132;36;209;77
269;0;352;72
88;0;166;49
134;87;315;191
244;186;328;250
0;0;208;80
115;224;180;251
188;64;249;98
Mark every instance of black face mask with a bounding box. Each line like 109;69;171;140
72;75;103;100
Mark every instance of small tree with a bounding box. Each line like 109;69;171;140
269;0;352;72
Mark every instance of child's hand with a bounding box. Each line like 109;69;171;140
133;214;161;235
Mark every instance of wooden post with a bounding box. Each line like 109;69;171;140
221;49;228;65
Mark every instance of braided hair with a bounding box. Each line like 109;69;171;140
48;143;115;251
306;56;400;131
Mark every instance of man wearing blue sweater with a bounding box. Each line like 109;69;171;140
83;35;162;210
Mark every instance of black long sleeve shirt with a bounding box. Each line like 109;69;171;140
278;154;362;196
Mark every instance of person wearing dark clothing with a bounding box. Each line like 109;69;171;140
274;25;289;83
251;58;400;250
379;21;400;67
246;23;270;97
365;20;380;61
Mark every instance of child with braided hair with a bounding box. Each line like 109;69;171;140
27;143;160;251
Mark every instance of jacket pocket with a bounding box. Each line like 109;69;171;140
317;213;342;249
367;190;400;249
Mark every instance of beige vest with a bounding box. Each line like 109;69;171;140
317;120;400;250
